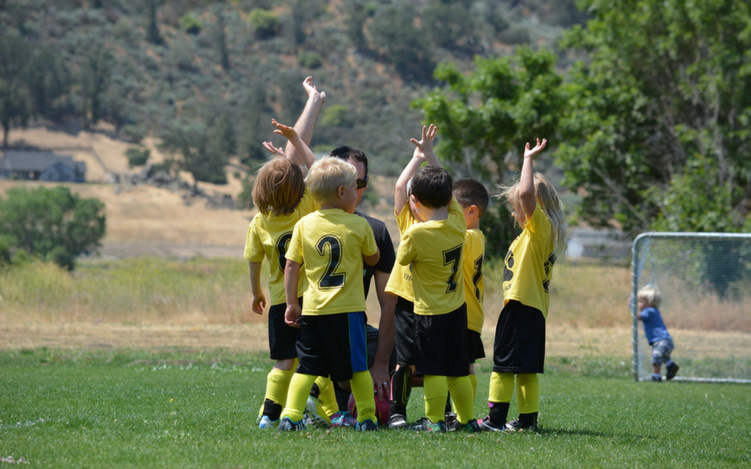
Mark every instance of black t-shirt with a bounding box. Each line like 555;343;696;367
356;210;396;299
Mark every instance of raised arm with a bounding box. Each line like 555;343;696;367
394;124;438;214
284;76;325;167
272;119;318;170
520;138;546;220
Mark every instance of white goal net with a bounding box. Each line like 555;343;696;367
631;232;751;383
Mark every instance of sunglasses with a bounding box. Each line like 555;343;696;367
356;175;369;189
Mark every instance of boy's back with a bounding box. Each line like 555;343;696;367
287;208;377;315
397;198;466;315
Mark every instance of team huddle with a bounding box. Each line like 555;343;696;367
244;77;568;433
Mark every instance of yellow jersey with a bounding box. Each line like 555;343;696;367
384;205;419;302
243;190;319;305
502;204;556;319
395;199;466;316
286;209;378;316
462;228;485;333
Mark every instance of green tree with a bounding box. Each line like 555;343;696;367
369;4;434;83
0;186;106;270
238;81;272;164
414;47;565;184
159;120;229;193
77;45;114;130
557;0;751;234
0;33;34;147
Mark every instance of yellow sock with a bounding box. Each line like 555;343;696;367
469;374;478;401
314;376;339;418
350;371;376;423
448;376;475;425
488;371;514;403
265;367;294;407
280;373;316;422
423;375;448;423
516;373;540;414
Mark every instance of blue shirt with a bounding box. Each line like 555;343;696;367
640;307;672;345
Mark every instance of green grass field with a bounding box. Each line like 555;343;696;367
1;349;749;468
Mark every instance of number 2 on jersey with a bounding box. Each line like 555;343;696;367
317;235;345;288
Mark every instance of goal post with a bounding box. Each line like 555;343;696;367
631;232;751;383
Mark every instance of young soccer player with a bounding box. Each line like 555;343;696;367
450;178;490;419
384;125;440;429
479;138;567;432
279;156;381;431
244;78;324;429
637;285;679;381
391;125;479;433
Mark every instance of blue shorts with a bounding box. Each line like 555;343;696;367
651;339;674;366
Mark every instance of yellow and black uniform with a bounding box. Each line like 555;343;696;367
462;228;486;363
394;198;475;426
244;189;319;358
385;206;419;368
487;204;557;428
281;208;378;425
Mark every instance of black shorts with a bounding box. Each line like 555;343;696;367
492;300;546;374
467;329;486;363
394;296;417;366
415;303;469;377
296;312;369;383
268;299;301;360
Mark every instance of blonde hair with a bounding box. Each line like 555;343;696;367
638;285;662;308
305;156;357;204
252;158;305;216
498;172;568;259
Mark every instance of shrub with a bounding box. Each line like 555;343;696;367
297;50;323;69
499;26;531;45
179;14;203;35
321;104;350;127
248;9;279;40
0;186;106;271
125;146;150;167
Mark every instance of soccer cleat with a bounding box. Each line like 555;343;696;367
651;375;662;382
387;413;407;430
258;415;279;429
410;418;446;433
355;419;378;431
666;363;680;380
330;411;358;428
304;396;331;428
477;416;507;432
446;417;481;432
278;417;307;432
444;411;457;429
506;419;539;432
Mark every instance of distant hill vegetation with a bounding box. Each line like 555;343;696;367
0;0;586;181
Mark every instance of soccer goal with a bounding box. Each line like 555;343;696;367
631;232;751;383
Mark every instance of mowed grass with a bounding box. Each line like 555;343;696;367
1;350;749;468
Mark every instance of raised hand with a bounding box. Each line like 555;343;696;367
302;76;326;103
524;138;547;160
409;124;438;161
262;141;285;157
271;118;298;141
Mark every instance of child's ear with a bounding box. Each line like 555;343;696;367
337;185;346;199
469;204;478;217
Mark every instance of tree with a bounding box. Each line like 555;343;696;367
557;0;751;234
159;120;229;193
77;44;114;130
0;33;34;147
368;4;435;83
413;47;565;184
238;81;272;164
0;186;106;270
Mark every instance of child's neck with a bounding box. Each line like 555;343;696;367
418;205;449;222
320;203;345;211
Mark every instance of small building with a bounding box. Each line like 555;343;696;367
0;150;86;182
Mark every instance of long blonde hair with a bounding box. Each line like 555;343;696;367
252;158;305;216
498;172;567;259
